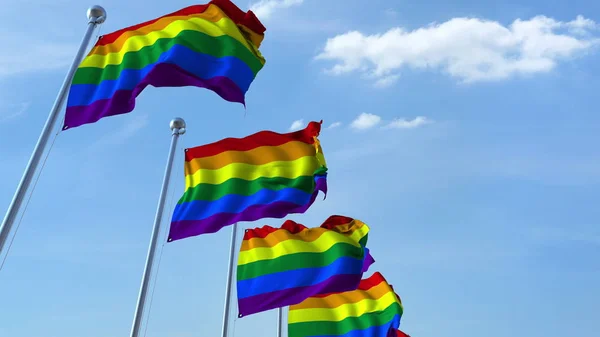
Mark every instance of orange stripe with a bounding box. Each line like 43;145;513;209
184;141;316;175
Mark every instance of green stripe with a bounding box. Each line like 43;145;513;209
288;302;403;337
358;234;368;247
315;167;327;175
177;175;317;204
237;242;364;281
73;30;263;85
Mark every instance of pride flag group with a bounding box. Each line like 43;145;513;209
170;119;411;337
64;0;413;335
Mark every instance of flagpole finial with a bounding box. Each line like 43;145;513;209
87;5;107;24
170;117;186;135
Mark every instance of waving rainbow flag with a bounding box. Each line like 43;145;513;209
64;0;266;129
236;216;371;317
288;272;403;337
168;121;327;241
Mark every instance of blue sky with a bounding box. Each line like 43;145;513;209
1;0;599;336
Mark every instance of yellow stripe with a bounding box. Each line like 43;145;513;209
184;156;322;188
316;152;326;168
81;10;260;68
288;292;400;324
313;137;327;167
238;224;369;265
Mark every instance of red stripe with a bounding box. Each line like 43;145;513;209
320;215;356;230
184;121;322;161
243;220;309;240
396;330;410;337
243;213;355;240
96;0;266;47
358;271;387;291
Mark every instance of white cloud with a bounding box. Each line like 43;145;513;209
350;113;381;130
316;15;600;85
89;114;149;149
0;34;77;78
326;122;342;129
385;116;433;129
384;8;398;17
348;114;433;131
249;0;304;20
566;15;598;35
0;102;30;123
289;119;304;131
374;74;401;88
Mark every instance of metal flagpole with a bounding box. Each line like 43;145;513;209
129;118;186;337
221;222;239;337
0;5;107;258
277;307;284;337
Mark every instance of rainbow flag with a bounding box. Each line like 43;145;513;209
236;215;371;317
288;272;403;337
63;0;266;130
168;121;327;241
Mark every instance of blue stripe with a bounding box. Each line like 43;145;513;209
237;256;363;299
313;315;401;337
172;187;313;222
67;44;255;107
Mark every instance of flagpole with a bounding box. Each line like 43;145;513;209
129;118;186;337
277;307;283;337
221;222;238;337
0;5;107;259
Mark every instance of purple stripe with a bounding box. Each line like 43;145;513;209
237;273;361;317
362;249;375;272
63;63;245;130
168;176;327;241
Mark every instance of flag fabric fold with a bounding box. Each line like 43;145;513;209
169;121;327;241
64;0;266;130
288;272;403;337
236;215;370;317
362;247;375;272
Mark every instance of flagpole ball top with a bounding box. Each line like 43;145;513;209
170;118;186;134
87;5;107;23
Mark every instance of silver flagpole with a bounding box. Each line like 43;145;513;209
0;5;107;258
221;222;238;337
129;118;186;337
277;307;284;337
